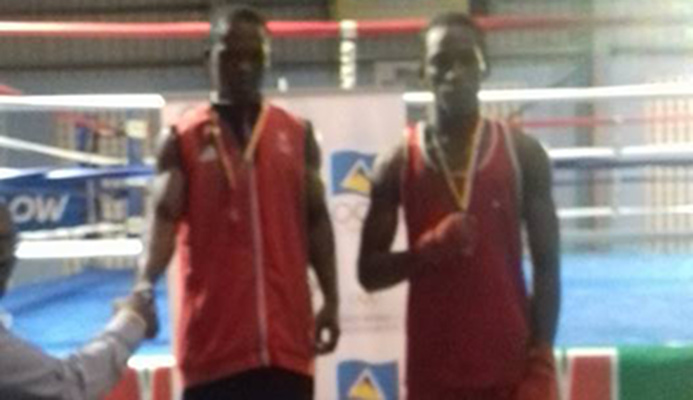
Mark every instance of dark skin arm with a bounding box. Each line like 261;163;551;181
305;124;340;354
358;145;424;292
134;127;186;294
516;132;561;346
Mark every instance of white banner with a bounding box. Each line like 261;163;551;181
275;90;408;400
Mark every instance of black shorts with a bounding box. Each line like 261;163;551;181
183;367;314;400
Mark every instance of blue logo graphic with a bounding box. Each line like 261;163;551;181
331;151;376;196
338;360;398;400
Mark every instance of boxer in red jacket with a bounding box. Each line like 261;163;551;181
134;6;339;400
358;12;561;400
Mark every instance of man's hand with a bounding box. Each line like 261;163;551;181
415;212;476;265
515;345;559;400
114;291;159;339
314;302;340;355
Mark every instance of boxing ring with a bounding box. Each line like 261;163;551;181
2;15;693;400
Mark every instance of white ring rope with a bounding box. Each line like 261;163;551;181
18;223;127;240
405;82;693;104
0;135;126;166
1;85;693;256
14;202;693;259
550;143;693;167
15;238;143;259
0;94;165;110
559;205;693;220
562;229;693;244
1;83;692;110
2;138;690;170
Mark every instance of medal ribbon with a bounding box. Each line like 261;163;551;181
209;103;268;192
430;119;484;212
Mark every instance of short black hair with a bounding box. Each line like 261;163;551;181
209;5;268;45
426;12;488;66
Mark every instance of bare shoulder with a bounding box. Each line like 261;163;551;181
513;131;546;158
513;131;550;173
155;126;183;173
371;142;405;202
512;131;553;203
151;127;186;218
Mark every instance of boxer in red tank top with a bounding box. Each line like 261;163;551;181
358;13;561;400
132;6;340;400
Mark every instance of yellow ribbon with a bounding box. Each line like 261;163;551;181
208;103;269;192
430;118;484;212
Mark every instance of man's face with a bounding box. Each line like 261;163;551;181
424;24;486;119
0;225;16;298
209;20;269;106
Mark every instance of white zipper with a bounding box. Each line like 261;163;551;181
249;166;270;365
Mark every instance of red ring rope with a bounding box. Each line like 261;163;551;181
0;15;690;39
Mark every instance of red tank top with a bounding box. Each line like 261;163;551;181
402;120;530;390
175;103;313;387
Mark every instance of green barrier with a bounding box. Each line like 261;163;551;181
618;346;693;400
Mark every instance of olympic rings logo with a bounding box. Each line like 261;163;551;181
330;200;369;231
350;291;380;307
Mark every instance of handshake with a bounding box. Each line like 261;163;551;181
113;285;159;339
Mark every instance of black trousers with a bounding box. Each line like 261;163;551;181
183;367;314;400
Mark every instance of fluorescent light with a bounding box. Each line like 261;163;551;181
0;94;165;110
16;239;143;259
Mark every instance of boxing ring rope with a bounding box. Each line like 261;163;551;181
559;205;693;220
2;83;693;257
0;15;691;39
406;83;693;104
1;13;693;256
3;83;693;108
19;223;127;240
7;161;693;259
516;114;693;130
0;135;126;165
1;15;690;89
4;138;693;170
0;94;165;110
551;144;693;169
15;238;143;260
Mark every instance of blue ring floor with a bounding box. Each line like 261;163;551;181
2;252;693;356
